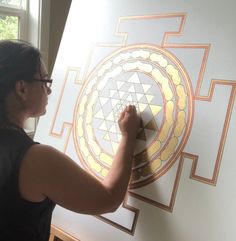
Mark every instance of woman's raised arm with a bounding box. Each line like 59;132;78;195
19;105;140;215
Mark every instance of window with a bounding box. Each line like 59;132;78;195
0;15;19;39
0;0;24;8
0;0;35;137
0;0;27;40
0;0;50;137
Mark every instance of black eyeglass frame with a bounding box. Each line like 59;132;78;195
34;79;53;88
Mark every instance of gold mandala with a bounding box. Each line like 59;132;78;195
74;44;193;188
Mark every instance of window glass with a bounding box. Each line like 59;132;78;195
0;0;24;9
0;15;19;39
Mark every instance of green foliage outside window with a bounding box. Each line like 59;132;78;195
0;15;18;40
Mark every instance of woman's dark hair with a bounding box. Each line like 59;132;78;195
0;39;42;124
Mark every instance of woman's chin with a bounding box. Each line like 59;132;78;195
31;109;47;118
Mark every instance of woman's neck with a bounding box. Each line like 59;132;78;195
5;94;27;129
6;114;25;129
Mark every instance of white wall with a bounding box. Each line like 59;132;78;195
35;0;236;240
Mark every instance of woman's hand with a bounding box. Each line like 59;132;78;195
118;105;140;139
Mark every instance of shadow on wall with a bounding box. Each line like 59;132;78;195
48;0;72;75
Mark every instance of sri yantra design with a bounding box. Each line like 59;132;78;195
74;44;193;189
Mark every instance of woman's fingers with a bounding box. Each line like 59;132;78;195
118;108;126;121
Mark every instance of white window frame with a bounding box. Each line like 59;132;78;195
26;0;50;137
28;0;51;65
26;0;51;137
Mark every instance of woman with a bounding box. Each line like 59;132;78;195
0;40;140;241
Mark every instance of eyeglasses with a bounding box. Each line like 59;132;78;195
34;79;53;89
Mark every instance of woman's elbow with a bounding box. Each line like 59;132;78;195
99;193;124;214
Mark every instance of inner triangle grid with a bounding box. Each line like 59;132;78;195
94;72;162;155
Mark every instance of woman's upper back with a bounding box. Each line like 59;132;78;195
0;128;55;241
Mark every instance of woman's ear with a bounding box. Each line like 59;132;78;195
14;80;29;101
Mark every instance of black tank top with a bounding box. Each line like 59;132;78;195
0;128;55;241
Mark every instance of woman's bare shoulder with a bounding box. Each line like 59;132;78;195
24;143;70;166
27;143;62;155
20;143;116;214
